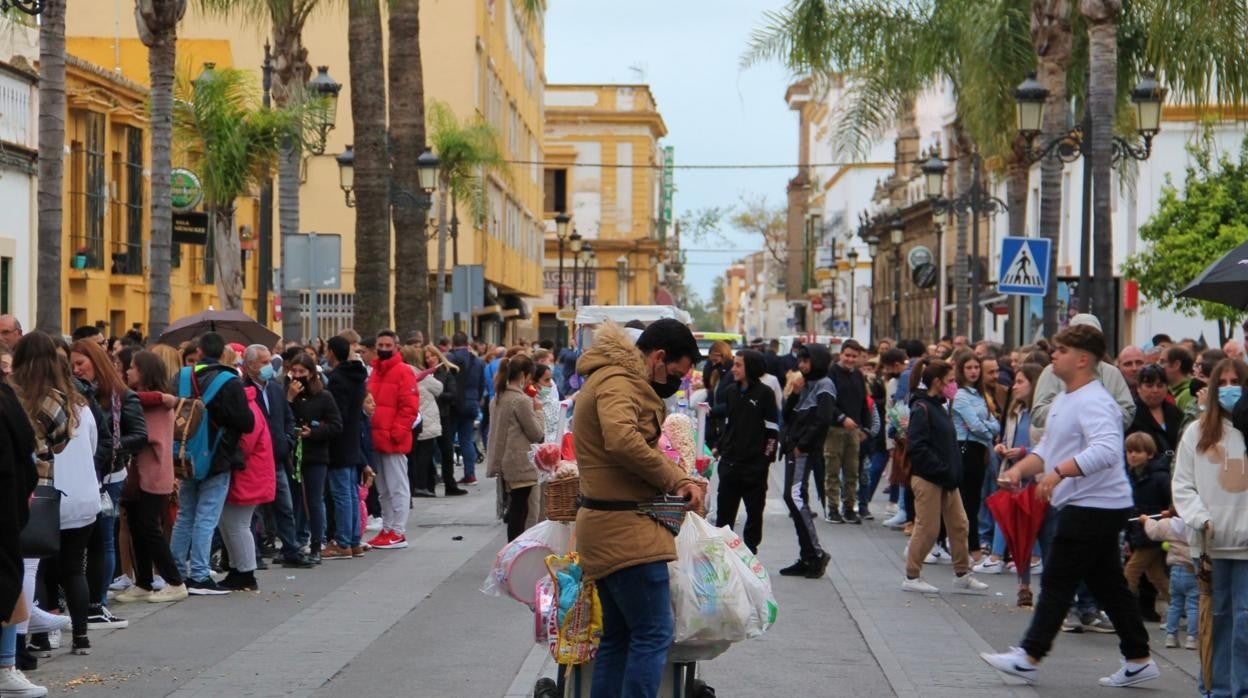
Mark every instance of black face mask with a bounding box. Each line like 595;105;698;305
651;375;682;399
376;349;394;361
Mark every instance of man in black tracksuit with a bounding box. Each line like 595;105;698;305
778;343;835;578
824;340;870;524
714;350;779;554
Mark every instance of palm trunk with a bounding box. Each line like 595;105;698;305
953;123;972;339
211;206;243;309
146;29;176;337
388;0;431;340
1082;0;1121;351
1032;0;1073;340
271;20;311;341
278;142;302;339
348;0;391;335
433;181;449;338
1004;150;1028;346
36;0;66;334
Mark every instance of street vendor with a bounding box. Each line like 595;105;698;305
573;319;705;698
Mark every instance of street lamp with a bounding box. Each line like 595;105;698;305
336;145;438;209
1014;71;1167;164
570;230;583;309
890;215;905;343
554;212;571;310
0;0;43;14
922;149;1007;342
306;66;342;155
192;62;217;93
847;248;860;339
581;244;595;306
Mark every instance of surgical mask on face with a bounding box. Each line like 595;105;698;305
942;381;959;401
259;365;275;383
1218;385;1242;411
538;387;552;399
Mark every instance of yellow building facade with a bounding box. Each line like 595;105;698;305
536;84;668;343
57;53;260;336
67;0;546;342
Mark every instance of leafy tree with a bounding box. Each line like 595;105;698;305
173;66;304;310
1122;130;1248;344
730;195;787;270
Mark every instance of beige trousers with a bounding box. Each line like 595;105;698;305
906;475;972;579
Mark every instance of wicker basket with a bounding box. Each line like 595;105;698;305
544;476;581;522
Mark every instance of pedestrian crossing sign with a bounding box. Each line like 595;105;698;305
998;237;1051;296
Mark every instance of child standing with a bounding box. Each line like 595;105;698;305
1122;433;1172;614
1140;513;1198;650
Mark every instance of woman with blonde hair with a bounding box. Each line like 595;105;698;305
423;345;467;497
148;343;183;383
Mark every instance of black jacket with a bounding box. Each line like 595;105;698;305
0;382;36;621
99;389;147;478
782;344;835;453
434;366;459;426
718;379;779;472
243;376;297;467
1126;456;1172;548
705;362;733;448
326;361;368;469
1127;398;1184;457
764;350;786;388
193;361;255;476
74;377;113;480
907;392;962;490
289;388;343;466
828;363;868;428
448;347;484;407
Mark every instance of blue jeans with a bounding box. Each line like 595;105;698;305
455;406;479;479
978;452;999;549
169;472;231;581
292;463;328;550
592;561;674;698
1207;558;1248;698
327;467;361;547
92;481;123;605
1166;565;1199;637
857;450;889;507
272;466;299;556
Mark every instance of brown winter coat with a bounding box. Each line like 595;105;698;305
485;384;545;489
573;323;696;580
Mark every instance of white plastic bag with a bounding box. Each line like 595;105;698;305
669;513;778;644
482;520;573;604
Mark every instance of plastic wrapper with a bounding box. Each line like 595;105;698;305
669;513;778;644
532;442;563;473
482;520;573;604
662;413;698;474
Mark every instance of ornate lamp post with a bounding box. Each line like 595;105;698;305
581;245;596;306
1;0;44;14
920;150;1007;342
554;212;571;310
889;214;905;342
847;247;860;340
336;145;438;210
570;229;583;309
306;66;343;156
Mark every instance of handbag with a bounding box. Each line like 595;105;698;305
19;478;61;559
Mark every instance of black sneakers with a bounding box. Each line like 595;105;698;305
805;552;832;579
859;504;873;520
824;510;845;524
779;559;811;576
843;508;862;525
186;577;231;596
220;570;259;592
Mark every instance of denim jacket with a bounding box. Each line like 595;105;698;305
952;387;999;447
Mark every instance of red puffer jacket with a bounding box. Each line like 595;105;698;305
368;353;420;454
228;386;276;506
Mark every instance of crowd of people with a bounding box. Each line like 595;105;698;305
3;309;1247;697
0;314;575;698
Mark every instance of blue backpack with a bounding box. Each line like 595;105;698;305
172;367;237;481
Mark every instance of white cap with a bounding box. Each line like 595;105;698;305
1068;313;1102;332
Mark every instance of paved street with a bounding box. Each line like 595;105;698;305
29;474;1202;697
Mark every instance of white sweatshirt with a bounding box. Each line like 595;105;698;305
55;404;101;530
1172;419;1248;560
1031;379;1133;510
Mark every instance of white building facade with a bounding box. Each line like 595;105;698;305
0;26;39;327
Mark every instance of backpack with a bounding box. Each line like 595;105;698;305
172;367;238;481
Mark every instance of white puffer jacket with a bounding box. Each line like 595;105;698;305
416;374;443;441
1173;419;1248;560
55;404;102;530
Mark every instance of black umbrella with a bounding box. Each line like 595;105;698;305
1178;240;1248;308
157;309;280;348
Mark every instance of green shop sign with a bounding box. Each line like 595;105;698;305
171;168;203;211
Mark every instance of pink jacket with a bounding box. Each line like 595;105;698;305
228;386;276;506
132;392;175;495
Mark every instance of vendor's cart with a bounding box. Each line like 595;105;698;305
536;640;725;697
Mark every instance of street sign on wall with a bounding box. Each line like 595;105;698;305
172;212;208;245
171;168;203;211
998;236;1051;296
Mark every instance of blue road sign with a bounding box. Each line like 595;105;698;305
998;237;1051;296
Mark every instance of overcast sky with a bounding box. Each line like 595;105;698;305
544;0;797;306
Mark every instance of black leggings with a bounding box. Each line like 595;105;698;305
124;493;183;589
39;524;94;639
958;441;989;555
436;424;459;493
411;438;439;492
506;485;533;542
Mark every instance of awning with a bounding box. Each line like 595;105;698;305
500;294;530;320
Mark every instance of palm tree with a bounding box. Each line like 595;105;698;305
426;100;506;336
347;0;389;335
173;66;301;310
136;0;189;339
35;0;66;334
388;0;430;341
744;0;1034;338
199;0;322;340
1080;0;1120;344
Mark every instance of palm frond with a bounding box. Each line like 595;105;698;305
427;99;509;218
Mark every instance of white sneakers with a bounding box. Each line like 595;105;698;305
148;583;189;603
973;557;1004;574
980;647;1039;685
953;573;989;592
1098;659;1160;687
0;666;47;698
981;648;1160;688
925;544;952;565
901;577;940;594
113;585;152;603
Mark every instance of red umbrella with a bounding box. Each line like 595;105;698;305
985;484;1049;573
